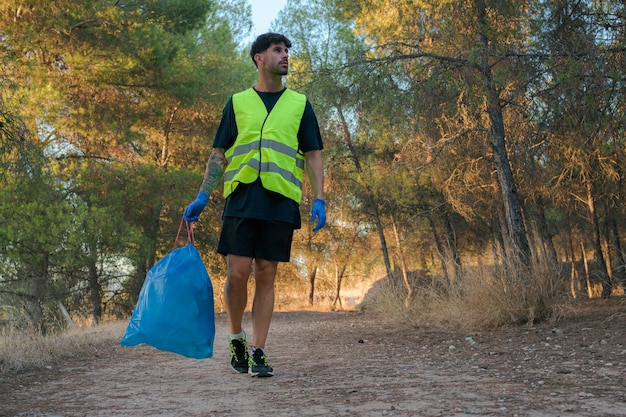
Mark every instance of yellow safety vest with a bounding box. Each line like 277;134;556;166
224;88;307;203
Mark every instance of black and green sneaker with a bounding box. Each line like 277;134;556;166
228;335;249;374
248;347;274;378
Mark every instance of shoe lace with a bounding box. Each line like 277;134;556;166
230;338;247;361
251;348;267;365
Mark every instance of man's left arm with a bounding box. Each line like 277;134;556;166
305;150;326;231
305;150;324;200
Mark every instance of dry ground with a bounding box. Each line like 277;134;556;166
1;299;625;417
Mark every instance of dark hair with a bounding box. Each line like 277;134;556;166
250;33;292;67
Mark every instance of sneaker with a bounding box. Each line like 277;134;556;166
248;347;274;377
228;335;249;374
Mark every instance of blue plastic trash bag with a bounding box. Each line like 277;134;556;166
120;243;215;359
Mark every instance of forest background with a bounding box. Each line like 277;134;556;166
1;0;625;335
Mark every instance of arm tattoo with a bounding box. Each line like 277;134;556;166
199;151;226;195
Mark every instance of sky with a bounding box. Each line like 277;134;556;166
248;0;288;35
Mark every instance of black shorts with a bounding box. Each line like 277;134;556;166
217;217;295;262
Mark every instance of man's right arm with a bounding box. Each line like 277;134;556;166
199;148;226;196
183;148;227;222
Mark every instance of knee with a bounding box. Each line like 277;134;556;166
254;261;277;279
253;268;277;291
226;270;250;290
254;274;276;291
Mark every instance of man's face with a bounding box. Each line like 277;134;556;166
257;42;289;75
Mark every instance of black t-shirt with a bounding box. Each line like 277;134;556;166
213;88;323;228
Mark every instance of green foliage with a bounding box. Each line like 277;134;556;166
1;0;625;329
0;0;254;328
0;168;75;331
0;108;42;178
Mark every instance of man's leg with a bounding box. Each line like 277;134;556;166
251;258;278;349
248;258;277;377
224;254;253;334
224;254;253;373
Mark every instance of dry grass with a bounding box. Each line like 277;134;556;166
363;257;568;331
0;321;125;373
4;256;594;373
0;287;357;374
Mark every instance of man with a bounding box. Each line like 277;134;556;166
183;33;326;378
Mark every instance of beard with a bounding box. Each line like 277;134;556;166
274;61;288;76
275;67;288;76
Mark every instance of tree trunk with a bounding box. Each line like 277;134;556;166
494;202;510;264
87;256;102;324
584;178;612;298
566;217;579;299
581;242;593;299
391;214;412;307
536;200;559;266
476;0;530;264
494;206;511;292
87;230;103;324
570;252;578;299
611;147;626;287
158;104;178;168
129;202;163;303
601;216;614;286
336;104;394;283
368;196;394;283
307;265;317;305
58;302;76;329
611;217;626;286
20;264;47;334
332;262;346;309
428;215;450;284
444;211;462;282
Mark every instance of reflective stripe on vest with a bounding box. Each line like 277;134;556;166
224;88;307;203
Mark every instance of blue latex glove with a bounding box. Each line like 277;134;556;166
183;192;209;222
311;198;326;232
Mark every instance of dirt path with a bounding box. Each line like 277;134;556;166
2;301;626;417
